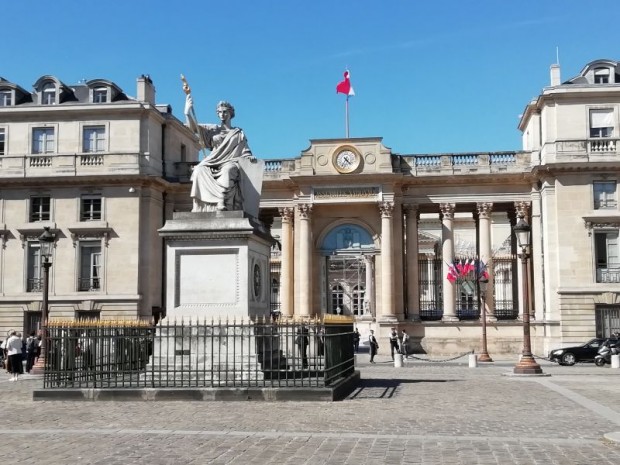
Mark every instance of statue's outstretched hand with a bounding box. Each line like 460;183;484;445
184;94;193;116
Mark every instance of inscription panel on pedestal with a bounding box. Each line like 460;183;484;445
175;249;239;307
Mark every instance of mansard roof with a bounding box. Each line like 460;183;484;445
564;59;620;85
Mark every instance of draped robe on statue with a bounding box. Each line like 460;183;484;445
190;124;253;212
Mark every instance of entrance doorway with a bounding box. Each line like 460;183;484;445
320;223;376;317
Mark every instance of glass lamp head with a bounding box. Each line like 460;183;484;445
38;227;55;262
513;218;531;249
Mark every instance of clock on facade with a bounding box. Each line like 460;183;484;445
332;147;362;174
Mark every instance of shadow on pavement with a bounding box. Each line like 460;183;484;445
348;378;460;400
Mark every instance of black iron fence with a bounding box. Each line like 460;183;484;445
43;317;354;389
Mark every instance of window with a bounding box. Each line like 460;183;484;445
0;90;11;106
75;311;100;321
79;241;102;291
83;126;106;153
32;127;55;154
30;196;51;222
93;88;107;103
26;243;42;292
0;128;5;156
352;285;365;315
42;82;55;105
594;181;618;209
80;195;102;221
590;109;614;138
331;284;344;314
594;68;610;84
595;230;620;283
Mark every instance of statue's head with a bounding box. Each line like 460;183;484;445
216;101;235;119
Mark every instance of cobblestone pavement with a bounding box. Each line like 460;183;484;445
2;353;620;464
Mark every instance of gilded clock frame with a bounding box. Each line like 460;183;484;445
331;145;363;174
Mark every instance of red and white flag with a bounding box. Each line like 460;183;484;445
336;70;355;96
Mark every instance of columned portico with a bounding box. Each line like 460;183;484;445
440;203;457;321
477;202;496;320
529;184;545;321
379;201;396;322
404;204;420;320
278;207;294;317
297;203;313;317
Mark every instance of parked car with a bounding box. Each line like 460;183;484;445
549;338;619;366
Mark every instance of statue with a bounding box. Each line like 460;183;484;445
182;76;262;215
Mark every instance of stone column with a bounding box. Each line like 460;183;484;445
440;203;457;321
379;202;396;321
477;202;496;320
363;255;374;317
530;184;544;321
404;204;420;321
515;201;532;320
278;207;294;318
297;203;313;317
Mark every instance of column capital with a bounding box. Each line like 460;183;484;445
278;206;295;223
439;203;456;219
514;201;530;219
476;202;493;219
378;201;394;218
297;203;313;220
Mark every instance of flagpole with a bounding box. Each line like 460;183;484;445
345;95;350;138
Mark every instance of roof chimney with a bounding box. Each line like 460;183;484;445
550;64;561;86
137;74;155;104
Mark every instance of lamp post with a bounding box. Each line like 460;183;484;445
512;218;543;374
478;276;493;362
31;227;54;375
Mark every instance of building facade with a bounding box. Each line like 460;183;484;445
0;74;199;334
1;59;619;356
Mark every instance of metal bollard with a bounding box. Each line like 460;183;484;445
612;354;620;369
469;353;478;368
394;353;403;367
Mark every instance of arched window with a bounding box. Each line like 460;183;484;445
331;284;344;314
352;285;365;315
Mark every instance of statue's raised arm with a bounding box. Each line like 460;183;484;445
180;75;263;217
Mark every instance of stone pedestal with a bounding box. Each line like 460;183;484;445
146;211;277;384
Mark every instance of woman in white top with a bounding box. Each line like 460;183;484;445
6;331;23;381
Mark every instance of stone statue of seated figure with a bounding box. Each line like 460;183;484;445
184;92;263;215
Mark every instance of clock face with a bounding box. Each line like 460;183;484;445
333;149;361;173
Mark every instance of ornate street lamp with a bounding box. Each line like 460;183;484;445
512;218;543;374
31;227;54;374
478;276;493;362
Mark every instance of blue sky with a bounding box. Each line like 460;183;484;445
3;1;620;159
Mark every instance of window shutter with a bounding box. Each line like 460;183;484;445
591;109;614;128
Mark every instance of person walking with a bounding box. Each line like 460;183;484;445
25;331;37;373
389;328;400;361
353;328;361;353
295;327;309;368
6;331;23;381
369;330;379;363
401;329;410;359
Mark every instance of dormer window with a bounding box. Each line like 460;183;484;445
594;68;610;84
93;87;107;103
0;90;12;106
590;109;614;138
42;82;56;105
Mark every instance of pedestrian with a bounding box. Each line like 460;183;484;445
295;327;309;368
0;338;7;372
389;327;400;360
35;335;42;362
401;329;410;359
26;331;37;373
316;328;325;357
6;331;23;381
369;330;379;363
353;328;361;353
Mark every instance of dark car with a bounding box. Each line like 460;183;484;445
549;338;619;366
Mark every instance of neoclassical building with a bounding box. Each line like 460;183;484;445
1;59;619;355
